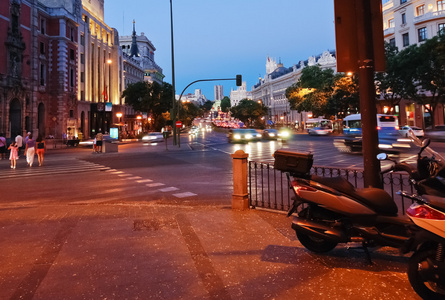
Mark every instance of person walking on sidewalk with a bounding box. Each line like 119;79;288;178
25;133;36;167
0;133;6;160
15;133;23;157
96;129;103;153
36;135;46;166
8;141;18;169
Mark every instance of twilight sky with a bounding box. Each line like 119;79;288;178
104;0;336;100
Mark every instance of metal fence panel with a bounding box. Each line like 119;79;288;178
248;161;415;215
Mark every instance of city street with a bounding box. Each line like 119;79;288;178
0;131;441;299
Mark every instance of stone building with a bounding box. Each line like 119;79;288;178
120;21;164;85
0;0;80;140
251;52;336;127
382;0;445;127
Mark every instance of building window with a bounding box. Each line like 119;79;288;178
40;64;45;86
401;0;407;4
439;0;445;11
403;32;410;46
40;18;46;34
80;72;85;83
81;91;85;101
416;5;425;16
70;49;75;60
40;42;45;55
418;27;427;42
439;23;445;35
81;53;85;64
70;110;74;118
388;18;395;28
402;13;406;25
80;34;85;46
389;38;396;48
70;28;74;42
70;68;74;87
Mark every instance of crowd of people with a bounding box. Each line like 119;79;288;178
0;132;47;169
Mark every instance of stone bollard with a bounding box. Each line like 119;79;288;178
231;150;249;210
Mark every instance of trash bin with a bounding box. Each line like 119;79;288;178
103;141;118;153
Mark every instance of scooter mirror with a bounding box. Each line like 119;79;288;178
377;153;388;160
421;138;431;148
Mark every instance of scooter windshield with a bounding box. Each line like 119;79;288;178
407;129;445;169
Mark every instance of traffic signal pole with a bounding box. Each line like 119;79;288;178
174;76;242;147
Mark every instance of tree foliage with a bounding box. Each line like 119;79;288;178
178;102;201;126
220;96;231;113
122;81;173;130
230;99;268;127
285;65;358;118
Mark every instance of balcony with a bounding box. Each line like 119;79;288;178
384;27;395;37
414;10;445;25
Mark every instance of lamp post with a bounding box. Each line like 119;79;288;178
170;0;177;145
102;59;112;133
116;112;122;140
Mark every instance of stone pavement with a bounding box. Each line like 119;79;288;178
0;202;420;300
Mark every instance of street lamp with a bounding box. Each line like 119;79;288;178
116;112;122;139
102;59;112;133
170;0;177;145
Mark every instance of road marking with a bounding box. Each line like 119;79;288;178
173;192;197;198
136;179;153;183
146;183;165;188
110;171;124;174
118;174;133;177
126;176;142;180
159;187;179;192
106;169;117;172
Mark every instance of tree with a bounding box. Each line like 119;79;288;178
201;100;214;112
325;75;359;118
220;96;231;113
122;81;173;131
230;99;268;127
178;102;201;126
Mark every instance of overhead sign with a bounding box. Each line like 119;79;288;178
175;121;183;128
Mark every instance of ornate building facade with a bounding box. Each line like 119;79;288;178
251;51;336;127
382;0;445;127
0;0;80;140
120;21;164;85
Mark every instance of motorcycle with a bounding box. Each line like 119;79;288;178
275;130;443;263
397;133;445;299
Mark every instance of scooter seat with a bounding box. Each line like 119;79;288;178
354;188;398;216
312;176;398;216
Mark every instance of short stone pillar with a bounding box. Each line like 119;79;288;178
231;150;249;210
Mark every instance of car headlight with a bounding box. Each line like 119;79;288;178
279;131;290;137
269;133;275;137
234;134;241;139
245;134;252;139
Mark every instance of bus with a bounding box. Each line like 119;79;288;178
343;114;399;136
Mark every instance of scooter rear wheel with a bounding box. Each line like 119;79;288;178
408;249;445;299
296;232;337;253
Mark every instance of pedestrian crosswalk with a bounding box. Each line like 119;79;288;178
0;158;110;179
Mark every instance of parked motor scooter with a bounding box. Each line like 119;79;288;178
275;131;443;261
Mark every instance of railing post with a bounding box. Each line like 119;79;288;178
231;150;249;210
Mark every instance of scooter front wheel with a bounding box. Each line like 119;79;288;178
296;232;337;253
408;249;445;299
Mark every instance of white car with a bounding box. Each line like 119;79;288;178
399;125;424;138
142;132;164;143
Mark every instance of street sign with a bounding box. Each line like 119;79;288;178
175;121;183;128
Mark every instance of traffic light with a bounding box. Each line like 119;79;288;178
236;74;242;86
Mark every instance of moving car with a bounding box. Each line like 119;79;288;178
78;135;116;147
142;132;164;143
262;129;279;140
307;126;332;136
425;125;445;141
399;125;424;137
228;129;261;143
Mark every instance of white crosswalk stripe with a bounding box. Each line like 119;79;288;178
0;159;109;179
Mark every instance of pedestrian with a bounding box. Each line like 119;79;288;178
8;141;18;169
96;129;103;153
24;132;31;145
93;137;97;153
36;134;46;166
15;133;23;157
25;133;36;167
0;133;6;160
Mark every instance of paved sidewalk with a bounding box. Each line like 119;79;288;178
0;202;419;300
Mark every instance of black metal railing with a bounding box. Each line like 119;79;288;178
248;161;416;215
